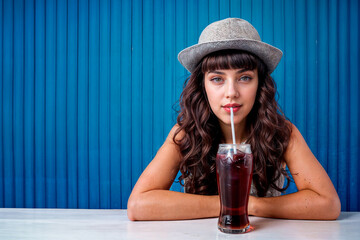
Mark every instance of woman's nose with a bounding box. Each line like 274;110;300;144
225;80;239;98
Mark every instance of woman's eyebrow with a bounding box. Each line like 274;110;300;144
207;69;253;75
207;70;226;75
236;69;253;74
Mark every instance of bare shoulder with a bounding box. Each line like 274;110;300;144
154;124;184;163
285;122;306;156
166;124;186;144
283;122;324;181
129;124;185;195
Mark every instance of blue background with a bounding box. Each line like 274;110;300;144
0;0;359;211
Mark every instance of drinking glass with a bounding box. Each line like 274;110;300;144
216;144;253;234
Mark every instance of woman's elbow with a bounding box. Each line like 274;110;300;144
323;194;341;220
127;196;141;221
128;192;157;221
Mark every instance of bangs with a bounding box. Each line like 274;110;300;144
201;50;260;73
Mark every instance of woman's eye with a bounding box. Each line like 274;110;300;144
210;77;223;83
239;76;252;82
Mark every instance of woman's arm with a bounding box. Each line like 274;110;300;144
248;124;341;220
127;125;220;221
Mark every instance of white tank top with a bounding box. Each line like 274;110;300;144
250;174;285;197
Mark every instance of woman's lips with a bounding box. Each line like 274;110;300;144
223;104;242;113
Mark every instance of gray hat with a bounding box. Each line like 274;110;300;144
178;18;283;73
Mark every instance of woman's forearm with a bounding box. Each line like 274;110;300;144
249;189;341;220
128;190;220;221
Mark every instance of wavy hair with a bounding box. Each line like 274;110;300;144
173;50;292;197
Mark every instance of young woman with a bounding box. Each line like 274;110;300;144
127;18;340;221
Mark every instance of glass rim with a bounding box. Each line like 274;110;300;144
217;143;252;154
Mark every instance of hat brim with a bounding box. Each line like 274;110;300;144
178;39;283;73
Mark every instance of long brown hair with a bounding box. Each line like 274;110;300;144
174;50;292;197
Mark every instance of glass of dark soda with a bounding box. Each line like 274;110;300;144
216;144;253;234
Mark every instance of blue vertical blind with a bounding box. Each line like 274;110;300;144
0;0;359;210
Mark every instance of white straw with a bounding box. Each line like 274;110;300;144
230;107;237;153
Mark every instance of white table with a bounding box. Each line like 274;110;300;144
0;208;359;239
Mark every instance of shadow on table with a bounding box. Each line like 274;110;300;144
336;212;354;221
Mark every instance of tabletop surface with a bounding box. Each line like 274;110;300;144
0;208;359;240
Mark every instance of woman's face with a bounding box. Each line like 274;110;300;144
204;68;259;128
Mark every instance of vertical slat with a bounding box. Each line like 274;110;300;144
174;0;187;103
242;0;252;22
67;0;78;208
294;0;307;137
3;0;14;208
34;0;46;208
283;0;295;121
208;0;219;24
338;0;349;211
219;0;230;19
164;0;175;143
110;0;121;209
0;0;3;208
198;0;209;30
142;0;154;169
120;0;132;208
262;0;273;46
317;0;329;171
187;0;198;47
131;0;142;188
251;0;262;35
89;0;100;209
153;0;165;155
24;0;35;208
78;0;89;209
262;0;274;111
230;0;240;18
273;0;285;109
45;0;56;208
306;0;318;154
99;0;110;209
328;0;339;192
14;0;25;207
174;0;186;104
163;0;174;141
56;0;67;208
349;0;359;211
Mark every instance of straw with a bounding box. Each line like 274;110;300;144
230;107;237;153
